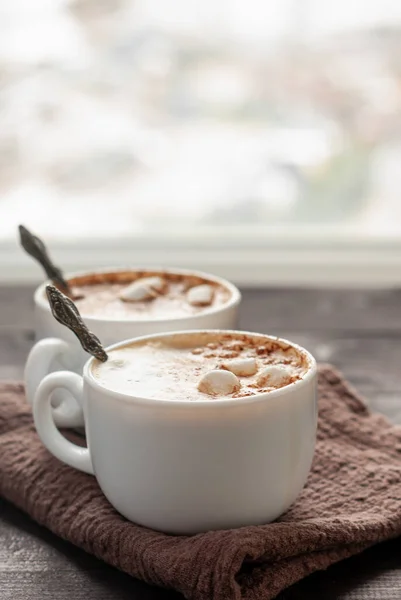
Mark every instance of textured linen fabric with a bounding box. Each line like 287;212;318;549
1;367;401;600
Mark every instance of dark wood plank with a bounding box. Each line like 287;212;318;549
8;283;401;333
0;285;35;330
2;283;401;600
239;287;401;333
0;329;34;380
0;501;179;600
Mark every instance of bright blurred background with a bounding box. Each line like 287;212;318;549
1;0;401;285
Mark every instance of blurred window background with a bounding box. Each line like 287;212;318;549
1;0;401;285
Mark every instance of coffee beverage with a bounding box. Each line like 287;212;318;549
91;332;310;401
66;271;232;320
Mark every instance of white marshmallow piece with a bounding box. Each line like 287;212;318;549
198;369;240;397
257;365;291;388
119;276;166;302
187;284;214;307
222;357;258;377
142;276;166;293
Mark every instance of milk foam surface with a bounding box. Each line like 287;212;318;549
66;271;231;320
91;332;309;401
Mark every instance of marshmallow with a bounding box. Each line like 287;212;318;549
257;365;291;388
142;276;166;292
119;276;166;302
198;369;240;396
107;359;127;370
187;284;214;307
222;357;258;377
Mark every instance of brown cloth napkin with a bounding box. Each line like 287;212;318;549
1;366;401;600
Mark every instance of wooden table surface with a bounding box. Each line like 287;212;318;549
2;284;401;600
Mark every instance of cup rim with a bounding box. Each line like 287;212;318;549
84;329;317;408
34;266;241;324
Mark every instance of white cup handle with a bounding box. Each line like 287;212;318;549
33;371;94;475
24;338;83;428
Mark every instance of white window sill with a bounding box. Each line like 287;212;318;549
2;225;401;288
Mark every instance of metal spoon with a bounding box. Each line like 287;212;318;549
46;284;108;362
18;225;72;296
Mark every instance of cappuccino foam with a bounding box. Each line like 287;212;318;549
66;271;231;320
91;332;309;401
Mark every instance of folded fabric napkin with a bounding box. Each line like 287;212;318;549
1;367;401;600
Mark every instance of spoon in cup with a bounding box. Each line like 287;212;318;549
46;284;108;362
18;225;73;297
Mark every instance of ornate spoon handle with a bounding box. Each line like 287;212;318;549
19;225;72;296
46;285;108;362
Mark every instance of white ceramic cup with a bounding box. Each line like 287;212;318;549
32;330;317;535
24;267;241;427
